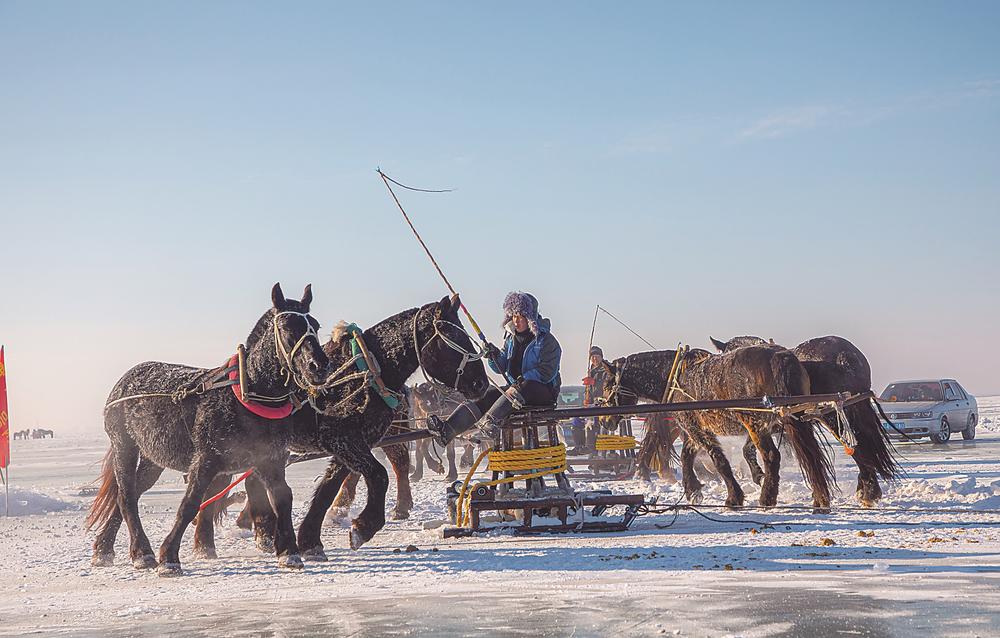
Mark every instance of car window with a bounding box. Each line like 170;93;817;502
880;382;945;402
952;381;968;400
943;383;957;400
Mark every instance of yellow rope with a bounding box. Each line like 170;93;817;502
454;444;568;527
595;434;638;450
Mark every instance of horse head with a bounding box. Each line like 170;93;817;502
600;357;638;407
258;282;330;391
415;295;489;401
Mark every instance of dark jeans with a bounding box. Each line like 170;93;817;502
473;380;558;416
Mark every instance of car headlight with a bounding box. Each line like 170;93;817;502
914;411;933;418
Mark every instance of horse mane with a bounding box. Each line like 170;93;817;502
245;309;276;350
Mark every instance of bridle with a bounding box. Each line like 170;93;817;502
604;360;639;408
272;310;323;393
411;305;485;391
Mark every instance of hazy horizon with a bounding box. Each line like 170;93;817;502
2;2;998;434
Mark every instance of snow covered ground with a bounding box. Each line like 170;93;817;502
2;397;1000;636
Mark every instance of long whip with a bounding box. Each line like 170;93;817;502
376;168;488;344
597;305;657;350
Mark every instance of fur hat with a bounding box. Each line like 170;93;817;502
589;345;603;357
502;291;540;335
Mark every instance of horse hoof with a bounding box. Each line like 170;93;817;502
813;506;832;515
156;562;183;577
301;546;329;562
132;554;158;570
254;534;275;554
392;509;411;521
725;499;744;510
687;490;704;505
92;553;115;567
349;528;368;551
445;474;458;483
279;554;304;570
193;547;218;560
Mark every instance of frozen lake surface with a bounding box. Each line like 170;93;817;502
2;396;1000;636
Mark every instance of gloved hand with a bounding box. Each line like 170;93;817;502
484;342;502;367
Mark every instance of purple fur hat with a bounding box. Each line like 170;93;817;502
502;291;540;335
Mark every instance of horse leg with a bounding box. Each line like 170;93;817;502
445;441;458;482
242;472;277;553
156;454;220;576
742;436;765;486
192;474;232;560
679;436;703;504
297;460;352;561
739;416;780;507
410;440;425;481
460;443;474;468
688;424;744;509
328;473;360;522
93;455;163;567
385;443;413;520
110;440;160;570
254;462;303;569
342;446;389;550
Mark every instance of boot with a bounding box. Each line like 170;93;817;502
477;388;521;440
426;403;483;446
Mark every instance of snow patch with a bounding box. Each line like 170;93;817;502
1;487;82;516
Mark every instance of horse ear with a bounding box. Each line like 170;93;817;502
271;283;286;310
436;294;452;316
768;338;775;345
301;284;313;310
710;337;727;352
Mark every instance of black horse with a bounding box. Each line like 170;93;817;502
603;346;837;510
710;335;901;506
86;283;330;576
230;295;489;560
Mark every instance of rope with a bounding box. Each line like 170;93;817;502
454;444;568;527
199;469;254;511
597;306;657;350
595;434;638;451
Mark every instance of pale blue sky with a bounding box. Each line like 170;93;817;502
1;2;998;432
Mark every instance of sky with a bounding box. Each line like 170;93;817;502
1;2;998;433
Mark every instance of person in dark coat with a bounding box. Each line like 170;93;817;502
426;291;562;444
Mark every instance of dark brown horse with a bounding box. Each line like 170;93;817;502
711;335;901;506
604;346;837;510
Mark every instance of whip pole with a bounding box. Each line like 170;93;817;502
377;168;489;344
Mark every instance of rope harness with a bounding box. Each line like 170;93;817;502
454;443;568;527
412;304;486;393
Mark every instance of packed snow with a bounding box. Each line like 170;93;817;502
2;398;999;636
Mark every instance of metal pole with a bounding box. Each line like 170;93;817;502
583;304;599;405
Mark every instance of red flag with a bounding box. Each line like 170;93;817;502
0;346;9;469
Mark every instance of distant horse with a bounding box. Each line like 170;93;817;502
710;335;901;506
409;381;473;482
32;429;54;439
603;346;836;510
222;295;489;559
86;283;331;576
13;429;29;441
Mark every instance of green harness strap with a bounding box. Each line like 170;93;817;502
346;323;401;410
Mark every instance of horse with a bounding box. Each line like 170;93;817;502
710;335;901;506
409;381;473;482
229;295;489;560
13;429;28;441
633;412;680;482
86;283;331;576
32;429;54;439
603;346;837;510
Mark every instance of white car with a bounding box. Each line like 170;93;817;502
879;379;978;443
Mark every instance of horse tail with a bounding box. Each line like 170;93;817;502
783;417;837;504
85;448;119;531
848;401;904;482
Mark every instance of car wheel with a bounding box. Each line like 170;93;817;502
962;414;976;441
931;417;951;444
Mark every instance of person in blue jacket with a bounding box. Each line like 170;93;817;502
426;291;562;445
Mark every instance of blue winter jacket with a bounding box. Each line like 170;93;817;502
488;317;562;389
